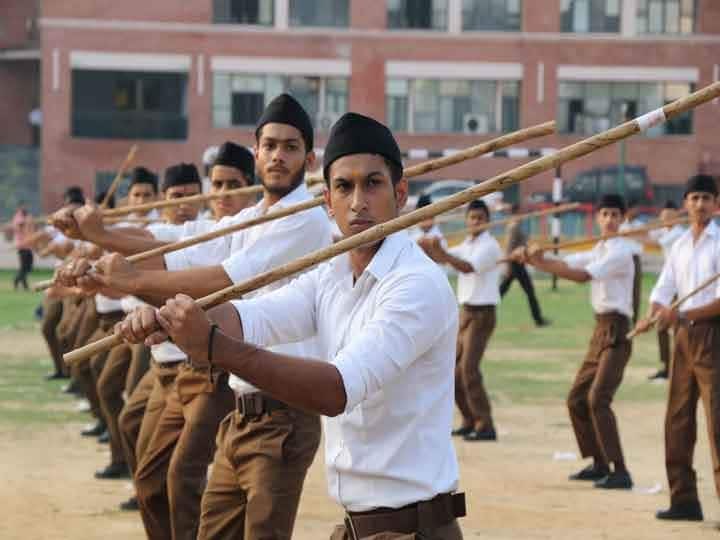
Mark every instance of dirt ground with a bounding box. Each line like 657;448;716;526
1;330;719;539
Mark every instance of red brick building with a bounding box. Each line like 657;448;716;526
2;0;720;212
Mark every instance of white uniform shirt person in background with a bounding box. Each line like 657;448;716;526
512;194;635;491
418;199;501;442
646;200;686;380
117;112;466;539
634;174;720;524
408;193;448;250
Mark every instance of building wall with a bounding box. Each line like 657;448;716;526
36;0;720;211
0;62;38;146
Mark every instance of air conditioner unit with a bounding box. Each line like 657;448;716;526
463;113;489;135
316;112;342;131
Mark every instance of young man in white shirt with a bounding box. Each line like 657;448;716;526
512;194;635;490
646;201;685;380
67;97;332;539
419;199;502;442
634;174;720;523
408;194;447;248
116;112;466;539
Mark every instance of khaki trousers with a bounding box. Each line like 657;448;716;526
567;313;632;464
57;296;85;352
197;407;321;540
631;255;642;324
666;319;720;505
126;344;151;396
41;295;65;375
455;305;496;431
120;369;155;476
329;520;463;540
135;366;235;540
97;343;132;465
658;328;671;370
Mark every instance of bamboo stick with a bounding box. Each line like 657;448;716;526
445;202;580;239
100;145;138;209
100;185;264;217
627;270;720;339
62;81;720;363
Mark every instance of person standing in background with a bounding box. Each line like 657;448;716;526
500;204;550;327
12;203;34;291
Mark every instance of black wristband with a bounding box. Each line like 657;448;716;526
207;324;219;370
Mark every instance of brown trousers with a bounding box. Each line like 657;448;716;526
41;295;65;375
126;343;151;396
119;369;156;476
455;305;496;431
197;407;321;540
135;366;235;540
329;520;463;540
658;328;671;370
631;255;642;324
97;343;132;465
57;296;84;352
567;313;632;464
666;319;720;505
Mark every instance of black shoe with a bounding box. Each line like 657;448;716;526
656;500;704;521
81;421;106;437
463;428;497;442
97;430;110;444
62;381;80;395
594;471;633;490
95;462;129;480
45;372;67;381
536;318;552;327
648;369;669;380
569;464;610;481
451;426;473;437
119;496;139;511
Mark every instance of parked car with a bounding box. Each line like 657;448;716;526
405;180;502;210
564;165;654;204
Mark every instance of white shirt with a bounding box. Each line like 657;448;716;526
650;220;720;312
648;224;686;260
95;293;123;314
565;238;635;318
449;231;501;306
233;232;460;511
147;219;216;243
164;184;333;393
408;223;448;248
619;219;644;256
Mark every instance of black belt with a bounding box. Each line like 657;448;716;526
236;392;288;417
345;492;466;539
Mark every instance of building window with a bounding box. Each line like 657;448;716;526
560;0;621;33
387;0;449;30
213;73;348;130
558;81;693;137
462;0;522;31
72;70;188;140
213;0;274;25
289;0;349;27
637;0;695;34
386;78;520;133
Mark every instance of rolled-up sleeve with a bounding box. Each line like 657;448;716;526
332;273;456;411
231;271;319;348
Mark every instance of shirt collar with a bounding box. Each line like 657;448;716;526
331;231;411;283
255;182;311;213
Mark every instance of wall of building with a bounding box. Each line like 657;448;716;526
35;0;720;210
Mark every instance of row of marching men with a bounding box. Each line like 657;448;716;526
31;91;719;539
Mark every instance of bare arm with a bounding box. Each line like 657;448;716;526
526;254;592;283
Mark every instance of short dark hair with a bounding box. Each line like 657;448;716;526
94;191;115;209
596;193;626;214
64;186;85;205
383;157;403;185
467;198;490;218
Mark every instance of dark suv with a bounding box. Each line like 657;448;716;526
565;165;653;204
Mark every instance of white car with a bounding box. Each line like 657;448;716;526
405;180;503;211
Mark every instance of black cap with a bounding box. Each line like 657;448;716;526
162;163;201;191
664;200;678;210
129;166;159;193
597;193;626;213
684;174;718;198
63;186;85;205
214;142;255;184
416;194;432;209
255;93;313;152
323;112;403;181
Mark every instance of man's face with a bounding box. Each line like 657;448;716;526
255;123;314;198
419;217;435;232
466;208;489;236
325;154;407;238
684;191;717;226
209;165;254;218
128;183;157;215
659;208;677;222
163;183;202;225
596;207;624;234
